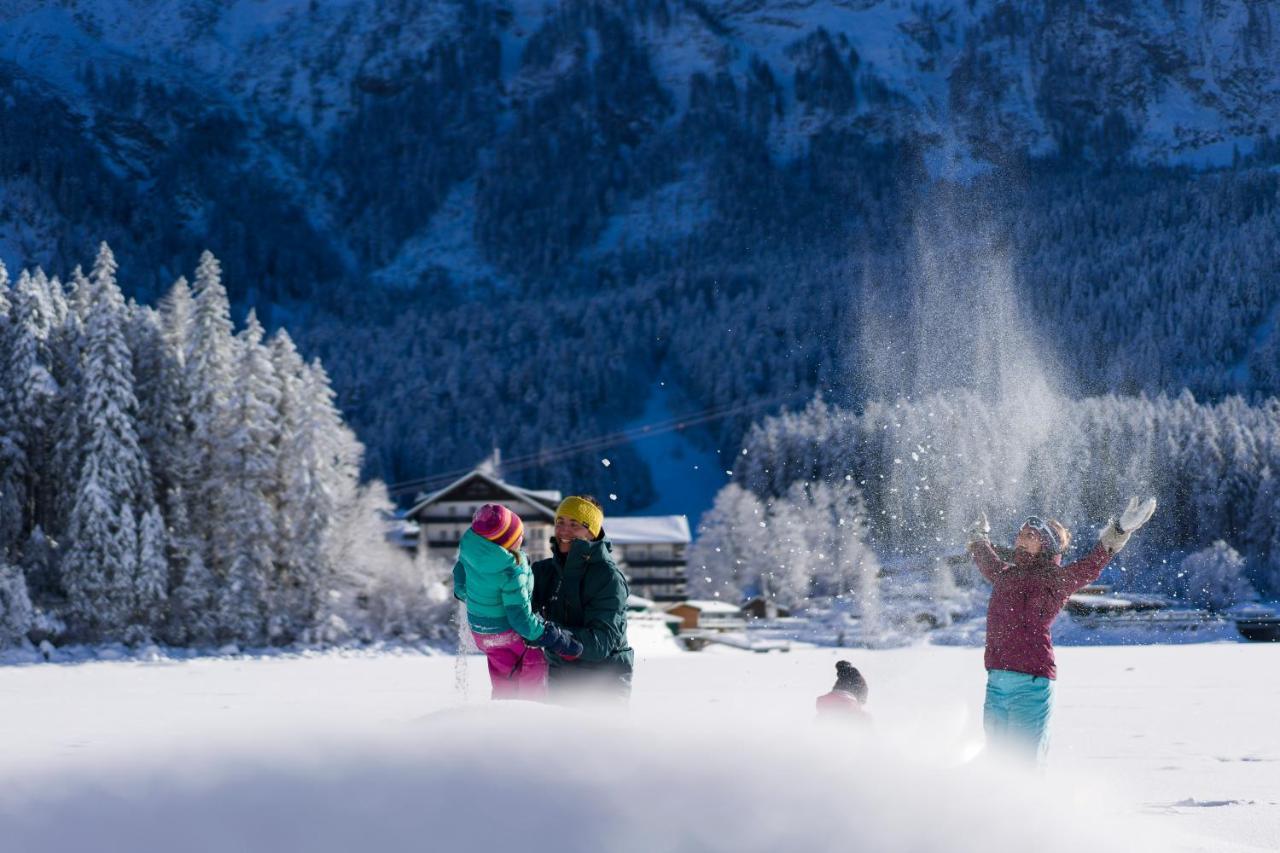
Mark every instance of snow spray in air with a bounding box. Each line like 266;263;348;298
857;189;1083;554
454;601;474;700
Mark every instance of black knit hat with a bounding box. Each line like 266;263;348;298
834;660;868;703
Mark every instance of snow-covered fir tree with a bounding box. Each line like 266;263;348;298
20;525;59;603
323;483;451;643
0;560;33;649
216;310;279;644
759;479;881;614
3;269;60;560
185;250;238;594
24;271;71;540
1180;542;1258;612
1245;467;1280;594
134;504;169;641
0;260;20;559
736;390;1280;597
127;302;186;512
0;244;467;648
268;328;324;640
157;276;194;357
687;483;769;602
166;486;218;646
758;486;815;609
304;357;366;640
154;277;199;522
61;245;151;640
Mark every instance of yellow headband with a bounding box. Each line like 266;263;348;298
556;496;604;538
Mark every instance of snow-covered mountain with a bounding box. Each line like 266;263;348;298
2;0;1277;285
7;0;1277;154
3;0;1279;506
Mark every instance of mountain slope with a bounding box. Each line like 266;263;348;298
2;0;1279;510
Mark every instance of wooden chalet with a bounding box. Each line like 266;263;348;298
402;468;690;600
405;470;561;560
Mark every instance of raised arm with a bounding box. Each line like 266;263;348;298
968;539;1010;582
1058;542;1113;594
1061;497;1157;594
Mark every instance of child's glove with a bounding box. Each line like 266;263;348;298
966;512;991;547
537;622;583;661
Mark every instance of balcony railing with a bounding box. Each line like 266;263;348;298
628;577;688;587
416;515;553;525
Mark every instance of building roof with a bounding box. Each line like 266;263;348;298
667;599;742;615
406;470;559;522
406;470;691;543
607;515;691;545
521;488;562;510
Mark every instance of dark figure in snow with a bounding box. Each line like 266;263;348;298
967;497;1156;768
530;495;634;702
815;660;871;724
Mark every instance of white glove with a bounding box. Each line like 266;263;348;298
1100;497;1156;554
966;512;991;547
1118;497;1156;533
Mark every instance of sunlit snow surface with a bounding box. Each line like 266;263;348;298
0;643;1275;852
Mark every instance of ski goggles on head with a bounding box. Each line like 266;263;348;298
1021;516;1059;552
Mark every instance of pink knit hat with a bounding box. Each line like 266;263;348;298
471;504;524;550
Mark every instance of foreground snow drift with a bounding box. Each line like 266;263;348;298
0;644;1274;852
2;703;1163;853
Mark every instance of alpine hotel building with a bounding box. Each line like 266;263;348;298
402;470;691;603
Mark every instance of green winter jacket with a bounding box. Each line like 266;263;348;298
452;529;545;641
530;535;633;680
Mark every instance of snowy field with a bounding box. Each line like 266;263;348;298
0;641;1275;853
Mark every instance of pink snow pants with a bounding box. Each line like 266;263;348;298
472;630;549;701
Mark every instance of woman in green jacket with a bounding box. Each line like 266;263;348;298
530;496;634;701
453;504;582;700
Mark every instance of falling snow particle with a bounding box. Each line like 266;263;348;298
609;493;618;501
601;458;611;467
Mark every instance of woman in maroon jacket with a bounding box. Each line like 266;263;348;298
967;498;1156;767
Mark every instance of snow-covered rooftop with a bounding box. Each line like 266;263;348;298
407;470;559;520
668;599;742;615
607;515;691;544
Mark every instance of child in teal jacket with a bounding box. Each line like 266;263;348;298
453;504;582;699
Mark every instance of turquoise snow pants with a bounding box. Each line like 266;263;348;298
983;669;1054;768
